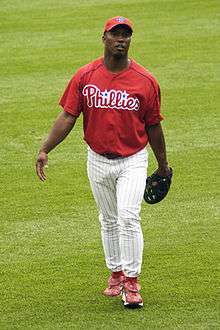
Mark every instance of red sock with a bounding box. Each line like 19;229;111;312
112;270;124;278
125;276;137;283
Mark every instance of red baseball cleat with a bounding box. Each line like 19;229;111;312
122;277;143;307
103;272;125;297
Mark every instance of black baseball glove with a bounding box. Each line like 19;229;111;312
144;168;173;204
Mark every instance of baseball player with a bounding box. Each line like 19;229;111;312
36;16;171;308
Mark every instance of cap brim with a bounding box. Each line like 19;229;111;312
106;23;133;32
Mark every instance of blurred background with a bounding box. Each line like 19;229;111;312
0;0;219;328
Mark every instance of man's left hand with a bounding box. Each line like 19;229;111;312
156;165;172;177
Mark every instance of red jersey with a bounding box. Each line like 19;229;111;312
59;57;163;157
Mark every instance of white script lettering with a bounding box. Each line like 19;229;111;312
82;84;140;111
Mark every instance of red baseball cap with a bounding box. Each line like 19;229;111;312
104;16;133;33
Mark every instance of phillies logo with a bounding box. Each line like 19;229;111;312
116;17;126;23
82;84;140;111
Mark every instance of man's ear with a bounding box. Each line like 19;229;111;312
102;32;106;43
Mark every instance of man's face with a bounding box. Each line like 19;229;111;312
103;25;132;57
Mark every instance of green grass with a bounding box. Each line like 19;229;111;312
0;0;219;329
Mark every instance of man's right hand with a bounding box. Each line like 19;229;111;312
36;151;48;181
35;111;77;182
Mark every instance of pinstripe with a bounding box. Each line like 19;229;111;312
105;166;121;268
87;149;122;271
87;147;148;276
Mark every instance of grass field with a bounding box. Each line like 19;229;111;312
0;0;220;329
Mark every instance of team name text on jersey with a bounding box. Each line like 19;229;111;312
82;84;140;111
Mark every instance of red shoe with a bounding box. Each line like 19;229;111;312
103;272;125;297
122;278;143;307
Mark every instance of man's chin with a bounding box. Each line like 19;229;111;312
113;52;126;59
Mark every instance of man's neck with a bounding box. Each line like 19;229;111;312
104;55;130;73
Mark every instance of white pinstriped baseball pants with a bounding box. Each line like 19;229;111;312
87;147;148;277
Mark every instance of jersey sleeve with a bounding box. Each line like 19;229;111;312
59;71;83;117
144;79;164;126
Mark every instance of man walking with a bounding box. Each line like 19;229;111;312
36;16;171;308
